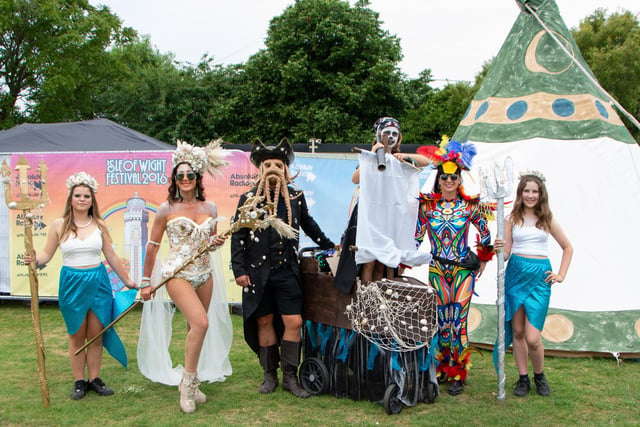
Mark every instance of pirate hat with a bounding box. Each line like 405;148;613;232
250;138;295;167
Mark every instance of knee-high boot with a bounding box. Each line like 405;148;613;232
258;344;279;393
280;340;310;398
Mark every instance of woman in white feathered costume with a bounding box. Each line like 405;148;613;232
138;140;232;414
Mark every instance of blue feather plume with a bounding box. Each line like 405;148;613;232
458;141;477;170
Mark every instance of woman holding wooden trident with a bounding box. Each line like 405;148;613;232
25;172;137;400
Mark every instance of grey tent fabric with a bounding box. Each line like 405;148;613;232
0;119;174;152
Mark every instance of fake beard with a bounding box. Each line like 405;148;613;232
255;163;294;225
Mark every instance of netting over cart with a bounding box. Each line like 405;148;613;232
345;277;438;352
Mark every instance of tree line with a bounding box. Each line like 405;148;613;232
1;0;638;145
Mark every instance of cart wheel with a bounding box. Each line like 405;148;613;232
299;357;329;395
425;381;438;404
383;383;403;415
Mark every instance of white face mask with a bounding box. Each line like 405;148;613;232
379;126;400;148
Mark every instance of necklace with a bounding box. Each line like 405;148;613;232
75;216;93;229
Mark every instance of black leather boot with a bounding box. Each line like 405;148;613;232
258;344;279;393
280;340;310;398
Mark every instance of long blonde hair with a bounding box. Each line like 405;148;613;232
510;175;553;231
60;185;106;242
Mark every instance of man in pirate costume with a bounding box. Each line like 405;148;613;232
414;137;495;396
231;138;335;398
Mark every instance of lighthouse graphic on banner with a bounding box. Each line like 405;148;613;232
123;193;149;285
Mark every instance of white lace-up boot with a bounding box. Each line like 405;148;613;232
178;371;199;413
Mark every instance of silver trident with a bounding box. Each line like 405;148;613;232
480;157;513;402
1;156;50;407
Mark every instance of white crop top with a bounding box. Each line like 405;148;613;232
59;228;103;267
511;224;549;257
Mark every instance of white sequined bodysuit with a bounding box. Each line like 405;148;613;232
163;217;215;288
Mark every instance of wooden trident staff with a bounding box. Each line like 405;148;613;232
76;195;298;354
1;156;50;408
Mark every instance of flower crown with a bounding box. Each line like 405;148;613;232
518;169;546;182
172;139;229;176
66;172;98;193
417;136;477;173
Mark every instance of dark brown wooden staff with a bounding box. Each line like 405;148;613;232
75;196;297;355
2;157;50;408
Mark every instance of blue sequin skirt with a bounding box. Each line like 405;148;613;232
494;254;552;370
59;264;127;367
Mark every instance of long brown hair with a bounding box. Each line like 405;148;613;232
167;163;206;204
510;175;553;231
60;185;106;242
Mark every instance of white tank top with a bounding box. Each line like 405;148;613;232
59;228;103;267
511;223;549;257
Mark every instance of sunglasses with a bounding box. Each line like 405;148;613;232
176;172;196;181
439;173;459;181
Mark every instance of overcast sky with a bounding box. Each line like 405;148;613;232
88;0;639;86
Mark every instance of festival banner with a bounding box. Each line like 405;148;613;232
5;151;363;303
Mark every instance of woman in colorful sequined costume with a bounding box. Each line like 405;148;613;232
139;140;232;414
25;172;137;400
494;171;572;397
415;138;494;396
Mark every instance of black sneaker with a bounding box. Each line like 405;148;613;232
534;374;551;396
88;377;114;396
513;376;531;397
70;380;87;400
448;380;464;396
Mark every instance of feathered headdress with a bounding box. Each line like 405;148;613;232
172;139;229;176
417;136;477;174
66;172;98;193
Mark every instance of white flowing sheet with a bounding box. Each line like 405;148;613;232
355;151;431;268
137;249;233;385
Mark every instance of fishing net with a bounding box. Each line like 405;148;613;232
346;277;438;352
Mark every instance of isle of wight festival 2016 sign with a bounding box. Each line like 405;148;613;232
1;150;362;304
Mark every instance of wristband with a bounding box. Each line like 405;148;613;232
140;282;152;289
146;240;160;247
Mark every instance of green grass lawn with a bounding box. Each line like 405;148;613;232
0;301;638;426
